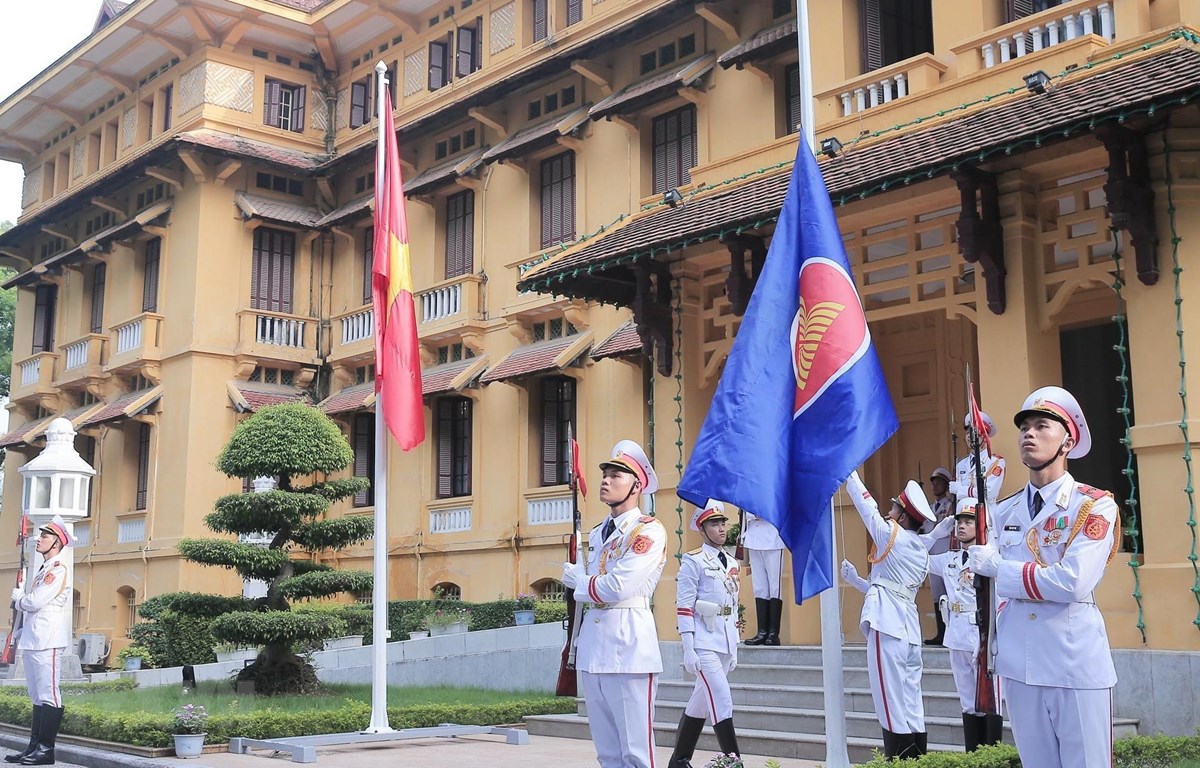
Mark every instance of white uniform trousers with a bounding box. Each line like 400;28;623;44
23;647;63;707
865;629;925;734
1003;677;1112;768
581;671;659;768
683;650;734;723
949;649;978;714
748;549;782;599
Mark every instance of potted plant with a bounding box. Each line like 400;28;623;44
513;594;538;626
322;634;365;651
213;643;259;664
170;703;208;759
115;644;151;671
407;629;430;640
421;606;471;636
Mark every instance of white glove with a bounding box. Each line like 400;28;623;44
840;559;860;583
562;561;583;589
845;470;866;498
932;515;956;539
10;588;22;603
967;542;1001;577
728;655;737;672
681;633;700;675
948;480;968;498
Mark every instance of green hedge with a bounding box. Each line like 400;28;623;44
856;735;1200;768
0;696;574;748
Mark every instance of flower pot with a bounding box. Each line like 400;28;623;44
173;733;206;759
123;657;142;671
514;609;536;626
407;630;429;640
322;635;365;651
428;621;467;637
215;648;258;664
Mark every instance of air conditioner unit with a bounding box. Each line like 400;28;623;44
76;633;110;666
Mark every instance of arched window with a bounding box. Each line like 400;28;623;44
72;589;83;629
533;578;565;602
117;586;137;638
433;582;461;600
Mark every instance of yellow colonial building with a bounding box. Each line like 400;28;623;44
1;0;1199;681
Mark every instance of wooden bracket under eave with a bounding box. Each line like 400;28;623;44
721;233;766;316
215;159;242;185
951;168;1006;315
468;106;507;138
91;196;127;217
179;149;210;184
40;224;77;248
695;3;739;44
316;177;335;208
571;59;614;96
632;261;674;377
146;165;184;190
1093;124;1159;286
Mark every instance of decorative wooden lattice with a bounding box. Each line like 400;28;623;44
491;2;516;54
203;62;254;113
71;139;86;180
120;106;137;149
1036;168;1115;329
404;50;427;97
21;172;40;208
698;264;740;386
310;88;329;132
178;63;205;115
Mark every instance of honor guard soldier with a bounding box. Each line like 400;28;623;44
951;412;1006;507
968;387;1119;768
924;467;955;646
669;500;742;768
8;516;73;766
740;511;785;646
930;498;1002;751
841;473;952;760
562;440;667;768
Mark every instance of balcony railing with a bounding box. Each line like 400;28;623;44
953;0;1116;75
415;273;485;340
341;307;374;345
19;357;41;388
57;333;107;386
236;309;318;366
822;54;947;121
527;494;573;526
255;313;307;348
11;351;59;402
421;283;463;323
106;313;164;373
429;505;472;533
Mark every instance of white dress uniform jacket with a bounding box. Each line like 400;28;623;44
16;557;70;651
741;512;785;550
931;549;982;713
574;507;667;674
990;472;1118;689
676;543;740;655
954;452;1006;507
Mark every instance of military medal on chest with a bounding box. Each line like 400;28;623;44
1042;514;1068;546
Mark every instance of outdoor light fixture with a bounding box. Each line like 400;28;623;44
662;188;684;208
820;136;843;159
1024;70;1051;95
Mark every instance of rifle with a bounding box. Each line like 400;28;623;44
1;515;30;665
964;365;1000;722
734;509;747;566
555;426;586;697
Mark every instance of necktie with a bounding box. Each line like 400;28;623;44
718;551;728;568
602;519;615;541
1030;492;1044;520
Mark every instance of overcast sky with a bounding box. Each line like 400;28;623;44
0;2;101;225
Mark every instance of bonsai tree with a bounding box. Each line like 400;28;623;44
176;403;374;695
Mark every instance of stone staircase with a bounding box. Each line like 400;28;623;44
524;643;1140;763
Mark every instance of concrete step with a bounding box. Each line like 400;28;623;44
656;679;970;718
691;644;956;670
716;662;960;693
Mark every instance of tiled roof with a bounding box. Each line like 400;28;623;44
227;381;311;413
592;321;644;360
718;18;798;69
235;192;324;227
481;106;591;164
590;53;717;121
80;386;163;427
265;0;333;9
481;333;592;384
422;356;488;396
317;195;373;228
524;44;1200;292
319;382;375;415
0;416;55;449
404;149;485;197
27;403;107;440
177;129;328;171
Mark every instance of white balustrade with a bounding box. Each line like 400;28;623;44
341;308;374;345
117;517;145;543
429;506;472;533
115;318;144;354
527;495;573;526
73;523;91;547
978;2;1113;70
840;73;908;117
420;282;464;323
19;358;40;387
255;314;307;348
64;340;89;371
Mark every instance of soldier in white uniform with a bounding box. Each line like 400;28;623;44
669;500;741;768
840;473;949;759
951;412;1006;507
7;516;73;766
929;498;1002;751
968;386;1119;768
924;467;954;646
563;440;667;768
740;511;785;646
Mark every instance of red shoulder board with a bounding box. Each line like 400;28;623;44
631;535;654;554
638;515;656;523
1083;513;1111;541
1078;484;1110;500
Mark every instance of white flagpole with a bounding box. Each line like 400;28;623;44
796;4;851;766
366;59;392;734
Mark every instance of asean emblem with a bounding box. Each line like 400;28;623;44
790;257;870;417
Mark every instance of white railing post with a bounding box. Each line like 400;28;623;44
20;359;40;387
1064;14;1078;40
894;72;907;99
1014;32;1027;58
840;92;852;117
867;82;880;108
854;87;865;113
999;37;1012;63
1099;2;1114;39
982;42;995;68
1048;20;1061;46
1031;25;1044;51
880;76;893;103
1080;7;1095;36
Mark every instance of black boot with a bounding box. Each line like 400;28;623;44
713;718;740;758
982;713;1004;746
924;612;945;646
962;712;982;752
6;706;41;763
667;713;705;768
743;599;770;645
913;731;927;756
20;706;61;765
881;728;897;759
893;732;919;760
764;598;783;646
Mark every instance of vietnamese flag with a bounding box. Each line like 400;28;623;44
372;88;425;450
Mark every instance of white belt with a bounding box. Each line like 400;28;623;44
871;578;918;602
595;596;651;610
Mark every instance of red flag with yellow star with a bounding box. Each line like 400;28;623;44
372;89;424;450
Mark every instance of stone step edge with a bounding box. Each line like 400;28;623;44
656;681;968;698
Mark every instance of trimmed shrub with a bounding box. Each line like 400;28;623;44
855;735;1200;767
534;600;567;625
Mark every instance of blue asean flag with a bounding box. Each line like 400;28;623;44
677;142;898;603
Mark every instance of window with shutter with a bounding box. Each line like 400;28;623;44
264;79;305;133
162;85;173;132
540;376;575;486
90;263;106;334
859;0;882;72
363;226;374;305
532;0;548;42
457;18;483;77
31;285;57;354
135;423;151;511
251;228;295;313
445;190;474;278
651;105;697;194
350;78;371;128
429;37;452;90
540;152;576;249
353;413;375;507
436;398;472;498
82;436;96;515
863;0;933;71
566;0;583;26
142;238;161;313
784;63;802;135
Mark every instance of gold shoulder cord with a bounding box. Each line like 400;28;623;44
598;521;656;574
1025;495;1123;567
867;520;899;564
